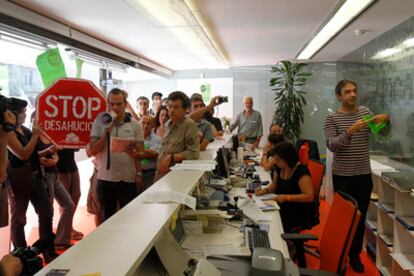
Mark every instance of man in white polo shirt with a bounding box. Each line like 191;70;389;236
89;88;144;221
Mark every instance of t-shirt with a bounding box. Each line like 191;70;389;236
197;119;214;143
8;126;41;173
229;109;263;143
142;131;161;170
90;114;144;182
324;106;374;176
57;149;78;173
274;164;311;233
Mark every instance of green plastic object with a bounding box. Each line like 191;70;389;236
140;144;150;165
36;48;67;88
363;115;387;134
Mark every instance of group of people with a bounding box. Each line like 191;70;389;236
253;79;390;273
0;79;391;275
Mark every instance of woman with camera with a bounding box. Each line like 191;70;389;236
6;100;58;263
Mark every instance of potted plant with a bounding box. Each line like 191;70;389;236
270;60;312;142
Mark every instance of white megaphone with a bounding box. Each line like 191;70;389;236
96;111;117;128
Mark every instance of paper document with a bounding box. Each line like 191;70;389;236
110;137;136;153
253;194;276;201
237;198;273;223
204;244;251;257
183;160;216;165
171;163;216;171
142;191;196;210
254;199;279;211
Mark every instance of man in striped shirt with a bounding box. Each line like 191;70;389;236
324;79;390;273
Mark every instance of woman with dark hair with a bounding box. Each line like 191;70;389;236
261;133;284;171
6;101;58;262
154;106;169;138
255;142;313;233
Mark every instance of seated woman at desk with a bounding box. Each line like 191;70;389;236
255;142;314;233
261;133;284;171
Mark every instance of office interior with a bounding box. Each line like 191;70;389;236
0;0;414;275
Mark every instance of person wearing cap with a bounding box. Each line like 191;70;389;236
6;98;58;262
149;92;163;116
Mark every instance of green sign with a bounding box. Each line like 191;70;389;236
36;48;67;88
200;83;211;103
75;57;84;78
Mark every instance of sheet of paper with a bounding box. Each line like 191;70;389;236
253;194;276;201
110;137;136;153
237;198;273;223
204;244;250;257
170;163;216;171
142;191;196;210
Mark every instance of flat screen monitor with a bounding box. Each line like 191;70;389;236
216;147;230;178
232;134;239;152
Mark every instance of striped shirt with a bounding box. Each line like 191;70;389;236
324;106;372;176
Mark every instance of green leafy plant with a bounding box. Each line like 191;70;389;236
270;60;312;142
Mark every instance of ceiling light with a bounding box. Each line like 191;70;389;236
371;48;402;59
125;0;228;69
297;0;376;60
403;37;414;48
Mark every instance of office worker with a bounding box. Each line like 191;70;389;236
255;142;313;233
155;91;200;179
89;88;144;221
190;95;214;151
324;79;390;273
140;115;161;190
261;133;285;171
229;96;263;150
269;123;283;135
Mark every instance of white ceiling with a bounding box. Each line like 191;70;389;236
10;0;414;70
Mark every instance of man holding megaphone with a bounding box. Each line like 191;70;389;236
89;88;144;222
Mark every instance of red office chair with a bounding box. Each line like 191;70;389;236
298;142;310;165
282;192;361;275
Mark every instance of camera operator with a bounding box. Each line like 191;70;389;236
6;99;57;263
1;110;16;228
0;254;22;276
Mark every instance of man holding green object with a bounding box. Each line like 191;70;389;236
140;115;161;190
324;79;390;273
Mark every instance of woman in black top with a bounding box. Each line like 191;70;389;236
6;101;57;262
255;142;314;233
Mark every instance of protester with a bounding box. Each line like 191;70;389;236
89;88;144;221
155;91;200;179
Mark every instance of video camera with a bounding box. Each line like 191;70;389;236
0;95;26;132
216;96;228;105
11;247;43;276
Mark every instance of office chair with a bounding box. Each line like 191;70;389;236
303;159;326;229
282;192;361;276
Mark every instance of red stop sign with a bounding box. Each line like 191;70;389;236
36;78;107;148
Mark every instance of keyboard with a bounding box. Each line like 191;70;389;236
244;226;271;250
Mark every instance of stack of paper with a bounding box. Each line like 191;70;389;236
142;190;197;210
170;162;216;171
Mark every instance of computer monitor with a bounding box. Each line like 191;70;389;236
216;147;230;178
231;134;239;152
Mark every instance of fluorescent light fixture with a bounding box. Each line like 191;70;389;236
371;48;402;59
403;37;414;48
125;0;228;69
297;0;376;59
66;48;129;72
